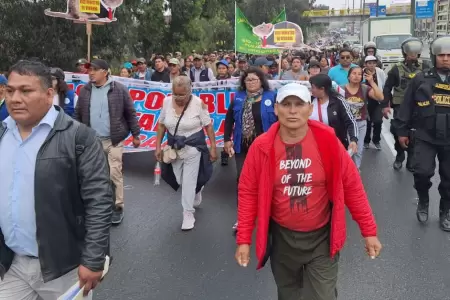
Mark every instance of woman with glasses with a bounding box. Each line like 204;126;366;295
224;67;278;233
50;68;77;117
155;76;217;231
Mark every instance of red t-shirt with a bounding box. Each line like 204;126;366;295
271;129;331;232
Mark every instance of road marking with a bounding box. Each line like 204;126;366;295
381;112;396;158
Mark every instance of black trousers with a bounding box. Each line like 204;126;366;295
391;105;414;164
270;222;339;300
413;138;450;210
364;100;383;144
235;152;247;206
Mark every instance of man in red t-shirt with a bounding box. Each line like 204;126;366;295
235;83;382;300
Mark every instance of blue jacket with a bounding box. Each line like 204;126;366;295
132;69;153;81
232;90;277;153
0;101;8;122
61;90;76;117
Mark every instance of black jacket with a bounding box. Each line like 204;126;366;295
313;95;358;148
393;68;450;145
0;107;113;282
161;129;213;194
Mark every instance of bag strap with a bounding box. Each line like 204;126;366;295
173;96;192;136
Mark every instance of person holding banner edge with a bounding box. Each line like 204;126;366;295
224;67;278;233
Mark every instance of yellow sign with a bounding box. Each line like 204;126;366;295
80;0;100;14
417;100;430;107
434;94;450;107
302;6;411;17
435;83;450;91
274;29;296;43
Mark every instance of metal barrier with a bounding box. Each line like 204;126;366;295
302;6;411;17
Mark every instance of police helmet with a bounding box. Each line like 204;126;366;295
429;35;450;68
401;37;423;58
364;41;377;56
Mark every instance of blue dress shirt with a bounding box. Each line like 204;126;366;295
0;106;59;257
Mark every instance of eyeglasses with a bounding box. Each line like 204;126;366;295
340;56;351;60
172;94;189;99
245;78;260;83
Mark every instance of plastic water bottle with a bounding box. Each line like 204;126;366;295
154;162;161;186
347;148;354;157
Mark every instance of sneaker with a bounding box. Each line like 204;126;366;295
364;143;370;149
374;143;382;150
393;160;403;170
181;211;195;230
112;207;124;225
194;192;203;208
232;222;238;232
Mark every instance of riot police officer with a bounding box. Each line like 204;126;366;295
393;36;450;231
382;37;424;171
359;41;383;69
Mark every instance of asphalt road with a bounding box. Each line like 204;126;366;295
94;135;450;300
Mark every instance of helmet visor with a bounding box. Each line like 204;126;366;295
403;40;423;55
431;36;450;56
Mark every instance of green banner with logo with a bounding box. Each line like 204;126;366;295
235;6;287;55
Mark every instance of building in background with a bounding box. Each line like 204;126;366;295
436;0;449;36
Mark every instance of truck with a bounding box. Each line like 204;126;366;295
360;16;413;69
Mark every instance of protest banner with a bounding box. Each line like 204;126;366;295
253;21;304;49
65;73;310;152
44;0;124;60
44;0;123;22
234;5;287;55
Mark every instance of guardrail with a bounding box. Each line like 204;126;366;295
303;6;411;17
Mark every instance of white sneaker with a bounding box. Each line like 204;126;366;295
181;211;195;230
194;192;203;208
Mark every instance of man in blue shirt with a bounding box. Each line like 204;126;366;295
328;48;358;87
0;75;8;121
0;60;112;299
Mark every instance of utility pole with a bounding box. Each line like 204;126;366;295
411;0;416;36
376;0;379;16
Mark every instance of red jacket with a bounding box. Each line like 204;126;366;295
237;120;378;269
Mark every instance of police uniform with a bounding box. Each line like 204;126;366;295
394;67;450;230
382;61;422;170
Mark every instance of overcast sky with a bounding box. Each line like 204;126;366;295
314;0;410;9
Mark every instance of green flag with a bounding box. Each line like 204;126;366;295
235;5;286;55
271;7;287;24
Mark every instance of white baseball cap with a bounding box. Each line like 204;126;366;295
365;55;377;62
276;83;311;104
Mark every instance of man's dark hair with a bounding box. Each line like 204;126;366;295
154;55;165;62
291;56;302;63
339;48;353;56
9;60;52;90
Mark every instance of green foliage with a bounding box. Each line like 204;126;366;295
0;0;310;70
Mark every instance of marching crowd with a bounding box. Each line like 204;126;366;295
0;34;450;300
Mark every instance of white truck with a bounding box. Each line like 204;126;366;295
360;16;413;70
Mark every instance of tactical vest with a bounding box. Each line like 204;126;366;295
415;70;450;140
392;62;422;105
